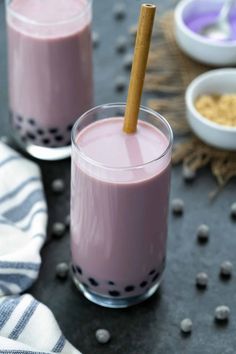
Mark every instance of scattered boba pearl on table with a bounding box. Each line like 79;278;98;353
123;53;133;70
230;202;236;220
113;3;126;20
116;36;128;53
52;222;66;238
215;305;230;322
182;165;196;182
92;32;100;48
56;262;69;279
196;272;208;289
196;224;210;244
115;76;126;92
180;318;192;334
51;179;65;194
220;261;233;279
95;329;111;344
171;198;184;216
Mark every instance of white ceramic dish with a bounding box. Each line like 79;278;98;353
174;0;236;66
185;69;236;150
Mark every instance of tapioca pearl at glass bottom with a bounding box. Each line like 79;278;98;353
10;110;73;146
109;290;121;297
28;118;36;126
108;281;115;286
49;128;58;134
67;124;73;131
16;114;23;122
72;264;162;297
140;281;148;288
72;264;83;275
152;273;160;283
27;132;36;140
37;129;44;135
89;278;99;286
17;126;70;147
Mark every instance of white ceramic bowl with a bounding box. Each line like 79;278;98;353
185;69;236;150
174;0;236;66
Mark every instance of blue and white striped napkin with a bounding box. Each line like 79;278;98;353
0;142;80;354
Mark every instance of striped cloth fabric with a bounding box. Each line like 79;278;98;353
0;142;80;354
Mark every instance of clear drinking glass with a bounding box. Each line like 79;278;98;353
5;0;93;160
71;103;173;308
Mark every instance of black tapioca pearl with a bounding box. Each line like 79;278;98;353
125;285;135;292
55;135;63;142
76;266;82;275
66;140;71;146
152;273;160;283
37;129;44;135
17;115;23;122
67;124;73;131
108;281;115;286
42;138;50;145
28;118;36;125
89;278;99;286
27;132;36;140
149;269;156;276
140;281;148;288
109;290;120;297
15;124;21;130
49;128;58;134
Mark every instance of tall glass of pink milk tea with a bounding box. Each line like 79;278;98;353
71;104;173;308
5;0;93;160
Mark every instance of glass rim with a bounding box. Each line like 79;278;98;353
71;103;173;171
5;0;92;26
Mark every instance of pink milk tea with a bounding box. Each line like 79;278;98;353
71;110;172;307
6;0;93;149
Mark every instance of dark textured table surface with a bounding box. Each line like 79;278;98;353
1;1;236;353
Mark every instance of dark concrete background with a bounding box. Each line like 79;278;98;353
0;1;236;353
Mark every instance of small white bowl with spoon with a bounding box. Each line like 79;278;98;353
185;68;236;150
174;0;236;66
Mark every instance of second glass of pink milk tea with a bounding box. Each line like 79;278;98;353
6;0;93;160
71;103;173;308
